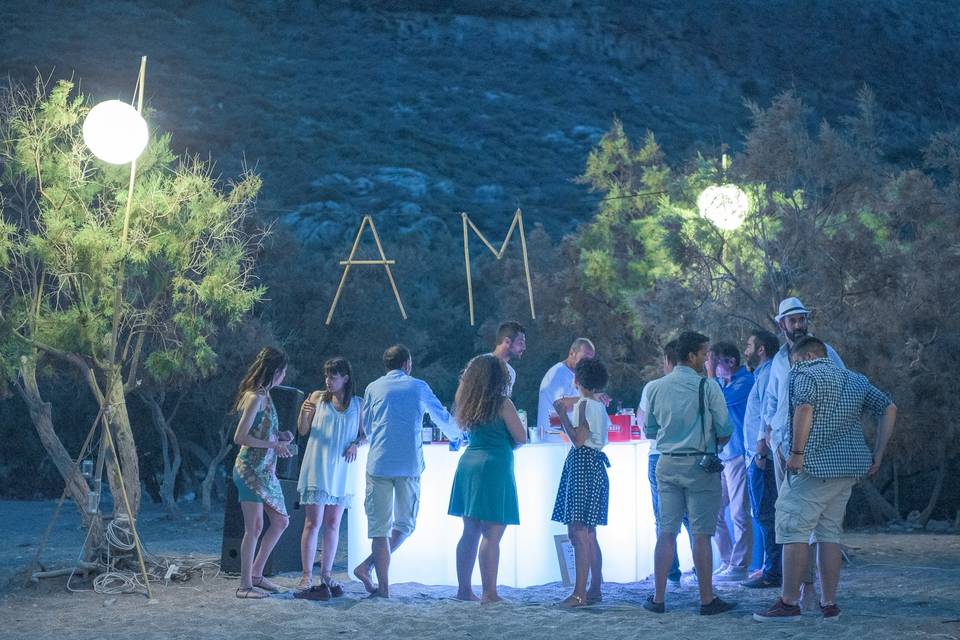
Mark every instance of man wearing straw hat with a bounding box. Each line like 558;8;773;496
761;296;844;609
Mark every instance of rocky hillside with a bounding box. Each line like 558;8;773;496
3;0;959;243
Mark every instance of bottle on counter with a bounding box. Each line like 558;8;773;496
422;414;434;444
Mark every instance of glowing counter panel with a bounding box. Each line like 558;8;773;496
346;441;696;588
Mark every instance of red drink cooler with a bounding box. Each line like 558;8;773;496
608;414;632;442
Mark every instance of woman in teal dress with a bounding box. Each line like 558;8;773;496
231;347;295;599
448;354;527;603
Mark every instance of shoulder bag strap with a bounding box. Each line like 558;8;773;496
698;378;707;452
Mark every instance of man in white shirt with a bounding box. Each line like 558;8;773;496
490;320;526;397
537;338;598;441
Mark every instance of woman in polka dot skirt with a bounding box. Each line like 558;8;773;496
551;358;611;608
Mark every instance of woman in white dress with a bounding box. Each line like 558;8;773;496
295;357;364;596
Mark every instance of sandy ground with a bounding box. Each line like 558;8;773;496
0;500;958;640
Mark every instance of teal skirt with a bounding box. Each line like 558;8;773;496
233;468;263;503
448;446;519;525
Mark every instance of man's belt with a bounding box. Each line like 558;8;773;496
660;451;704;457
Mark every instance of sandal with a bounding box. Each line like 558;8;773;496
322;575;345;598
559;594;588;609
251;576;281;593
293;584;331;602
236;587;269;599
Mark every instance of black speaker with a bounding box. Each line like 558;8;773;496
271;385;306;480
220;477;306;576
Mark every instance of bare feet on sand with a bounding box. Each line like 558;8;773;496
455;589;481;602
480;594;504;605
353;563;376;594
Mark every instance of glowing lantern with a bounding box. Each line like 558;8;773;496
697;184;749;230
82;100;148;165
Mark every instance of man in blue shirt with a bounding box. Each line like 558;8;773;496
708;342;754;582
741;329;781;589
352;344;458;598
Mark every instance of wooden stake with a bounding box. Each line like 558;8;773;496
325;215;407;325
462;213;475;326
461;208;536;325
516;209;536;320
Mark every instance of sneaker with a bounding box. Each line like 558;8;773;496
714;566;749;582
668;577;683;592
753;597;802;623
712;562;730;576
820;601;841;622
741;575;782;589
747;569;763;580
700;596;736;616
642;595;665;614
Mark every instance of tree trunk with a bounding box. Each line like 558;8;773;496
857;477;903;524
918;453;947;528
140;393;181;517
102;365;141;517
16;356;105;555
202;416;234;517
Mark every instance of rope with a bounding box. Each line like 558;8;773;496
59;515;221;596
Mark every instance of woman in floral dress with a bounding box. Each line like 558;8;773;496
232;347;295;599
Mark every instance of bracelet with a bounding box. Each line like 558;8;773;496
791;449;804;455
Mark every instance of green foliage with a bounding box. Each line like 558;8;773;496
0;78;265;388
577;89;960;495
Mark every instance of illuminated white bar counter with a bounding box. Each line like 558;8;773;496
346;440;697;587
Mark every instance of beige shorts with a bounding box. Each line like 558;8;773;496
655;455;722;536
775;471;856;545
364;473;420;539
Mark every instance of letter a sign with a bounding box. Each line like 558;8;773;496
325;215;407;325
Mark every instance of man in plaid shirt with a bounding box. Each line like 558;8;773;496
754;336;896;623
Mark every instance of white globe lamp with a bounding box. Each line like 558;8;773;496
697;184;749;231
82;100;148;165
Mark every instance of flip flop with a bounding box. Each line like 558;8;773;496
559;595;588;608
293;584;331;602
236;587;269;599
252;576;281;593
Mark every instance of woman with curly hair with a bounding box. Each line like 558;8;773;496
447;354;527;603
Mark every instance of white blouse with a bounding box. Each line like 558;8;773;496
573;397;610;450
297;396;362;501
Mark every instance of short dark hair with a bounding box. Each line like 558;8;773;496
675;331;710;365
792;336;827;359
575;358;608;393
383;344;411;371
321;357;354;403
663;339;680;366
709;341;741;368
496;321;525;345
751;329;780;358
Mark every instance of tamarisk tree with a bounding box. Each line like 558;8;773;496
0;78;265;530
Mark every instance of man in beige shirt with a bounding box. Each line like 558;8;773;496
643;331;735;616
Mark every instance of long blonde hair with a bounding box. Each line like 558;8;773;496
454;355;508;429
